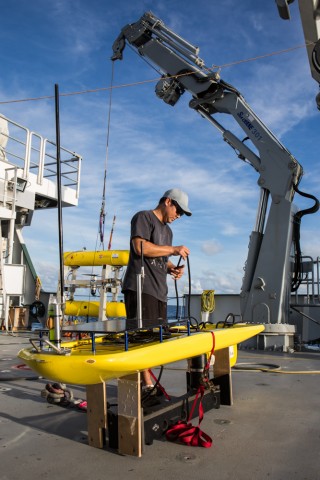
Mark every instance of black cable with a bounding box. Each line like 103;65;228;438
219;78;241;97
291;184;320;291
186;256;191;317
174;256;183;318
290;305;320;327
185;256;199;328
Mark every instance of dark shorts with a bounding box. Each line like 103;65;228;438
124;290;167;327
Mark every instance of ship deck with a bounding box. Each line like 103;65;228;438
1;331;319;480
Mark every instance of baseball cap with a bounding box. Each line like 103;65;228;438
163;188;192;216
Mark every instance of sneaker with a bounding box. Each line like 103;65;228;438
142;385;164;400
142;385;157;400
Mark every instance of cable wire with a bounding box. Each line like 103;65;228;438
0;41;316;105
233;363;320;374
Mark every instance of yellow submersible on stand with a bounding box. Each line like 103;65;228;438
64;300;126;318
63;250;129;319
64;250;129;267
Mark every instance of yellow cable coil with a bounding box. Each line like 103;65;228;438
201;290;215;313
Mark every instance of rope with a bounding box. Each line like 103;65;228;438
165;332;215;448
35;276;42;301
165;385;212;447
41;382;89;409
214;41;315;69
0;41;315;105
108;214;116;250
41;383;74;406
148;368;171;400
201;290;215;313
0;78;161;104
98;61;115;249
159;360;320;375
76;62;116;306
233;363;320;374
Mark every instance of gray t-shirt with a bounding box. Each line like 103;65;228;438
122;210;173;302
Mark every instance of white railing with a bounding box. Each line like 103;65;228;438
0;114;82;199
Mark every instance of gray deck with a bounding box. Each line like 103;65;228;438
1;332;319;480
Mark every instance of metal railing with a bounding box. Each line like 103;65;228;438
292;256;320;305
0;114;82;199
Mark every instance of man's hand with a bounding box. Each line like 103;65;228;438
172;245;190;259
168;264;185;280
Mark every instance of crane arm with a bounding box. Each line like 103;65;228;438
112;12;302;198
112;12;318;324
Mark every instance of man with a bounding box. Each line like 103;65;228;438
122;188;191;392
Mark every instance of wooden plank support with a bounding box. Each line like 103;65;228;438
117;372;142;457
84;349;233;456
213;346;233;406
86;383;107;448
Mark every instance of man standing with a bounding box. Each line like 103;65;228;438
122;188;191;392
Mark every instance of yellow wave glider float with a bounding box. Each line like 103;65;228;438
18;324;264;385
64;250;129;267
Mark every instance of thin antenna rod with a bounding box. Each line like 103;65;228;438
55;84;64;302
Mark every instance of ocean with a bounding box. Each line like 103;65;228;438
167;302;185;320
67;299;185;323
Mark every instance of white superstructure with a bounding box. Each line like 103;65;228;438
0;113;82;330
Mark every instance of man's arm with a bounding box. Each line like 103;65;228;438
132;237;189;259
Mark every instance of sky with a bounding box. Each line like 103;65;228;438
0;0;319;303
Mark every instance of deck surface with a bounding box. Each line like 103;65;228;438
1;332;319;480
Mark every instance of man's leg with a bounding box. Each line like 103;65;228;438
124;290;167;387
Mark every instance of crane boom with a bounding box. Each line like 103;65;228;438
112;12;318;325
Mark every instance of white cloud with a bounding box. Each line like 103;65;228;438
220;222;241;236
201;240;223;256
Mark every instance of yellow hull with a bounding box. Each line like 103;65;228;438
18;324;264;385
65;300;126;318
64;250;129;267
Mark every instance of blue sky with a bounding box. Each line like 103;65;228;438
0;0;319;300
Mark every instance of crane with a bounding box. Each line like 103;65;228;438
112;12;319;331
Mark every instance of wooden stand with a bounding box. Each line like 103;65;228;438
86;383;107;448
118;372;142;456
85;347;232;456
213;347;233;406
9;307;29;331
